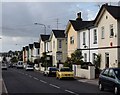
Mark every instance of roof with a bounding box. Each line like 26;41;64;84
95;4;120;25
40;35;50;41
29;44;33;49
25;46;29;50
69;20;94;31
52;30;65;38
34;42;40;48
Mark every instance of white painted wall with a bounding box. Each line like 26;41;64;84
79;27;98;64
72;65;95;79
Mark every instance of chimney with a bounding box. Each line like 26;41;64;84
76;12;82;21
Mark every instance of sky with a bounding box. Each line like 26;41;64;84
0;1;119;52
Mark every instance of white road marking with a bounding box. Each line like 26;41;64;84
40;80;47;83
49;84;60;89
65;89;78;95
33;77;39;80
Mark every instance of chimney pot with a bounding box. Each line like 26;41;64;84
76;12;82;21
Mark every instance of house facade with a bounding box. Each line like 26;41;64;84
48;30;67;67
79;26;98;64
39;35;50;58
95;4;120;69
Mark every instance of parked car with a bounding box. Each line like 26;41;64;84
1;63;7;70
16;61;24;69
98;68;120;95
25;64;34;71
43;67;58;76
56;67;74;80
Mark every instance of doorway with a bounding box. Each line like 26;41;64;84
105;53;109;68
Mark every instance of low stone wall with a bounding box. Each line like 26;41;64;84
72;65;95;79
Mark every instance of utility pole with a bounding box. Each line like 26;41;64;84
56;18;60;30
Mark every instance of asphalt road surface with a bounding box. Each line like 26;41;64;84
2;68;114;95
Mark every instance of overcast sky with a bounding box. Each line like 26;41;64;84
0;1;119;52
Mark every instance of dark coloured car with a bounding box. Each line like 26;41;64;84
98;68;120;95
43;67;58;76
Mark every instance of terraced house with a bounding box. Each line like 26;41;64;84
94;4;120;69
47;30;67;67
66;4;120;69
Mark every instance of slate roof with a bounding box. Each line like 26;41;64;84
40;35;50;41
25;46;29;50
23;47;25;51
29;44;33;49
52;30;65;38
34;42;40;48
95;4;120;24
69;20;94;31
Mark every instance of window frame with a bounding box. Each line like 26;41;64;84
59;40;62;48
83;32;86;45
93;29;97;44
110;24;114;38
101;26;105;39
70;36;74;44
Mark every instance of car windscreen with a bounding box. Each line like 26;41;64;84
27;65;33;67
114;69;120;80
49;68;57;71
60;68;72;72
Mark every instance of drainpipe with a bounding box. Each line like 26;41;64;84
88;28;90;62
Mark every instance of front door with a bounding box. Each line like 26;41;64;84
105;53;109;68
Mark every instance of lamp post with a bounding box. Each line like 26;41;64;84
34;23;46;35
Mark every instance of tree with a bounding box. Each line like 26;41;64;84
64;50;84;69
10;57;18;63
71;50;83;65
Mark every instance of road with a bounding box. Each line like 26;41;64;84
2;68;113;95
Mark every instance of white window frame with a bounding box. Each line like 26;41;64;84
83;32;86;45
110;24;114;37
70;36;74;44
101;26;105;39
53;41;55;49
59;40;62;48
93;29;97;44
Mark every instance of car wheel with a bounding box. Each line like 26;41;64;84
114;86;118;95
99;83;104;91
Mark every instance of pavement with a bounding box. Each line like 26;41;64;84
76;77;98;86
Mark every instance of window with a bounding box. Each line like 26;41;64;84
101;26;105;39
53;41;55;49
93;29;97;44
102;69;109;76
84;53;87;62
92;53;96;64
37;49;39;55
59;40;62;48
110;24;114;37
108;69;115;79
83;32;86;45
70;36;74;44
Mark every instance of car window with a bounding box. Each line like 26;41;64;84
60;68;71;72
102;69;109;76
108;69;115;79
114;69;120;80
49;68;57;71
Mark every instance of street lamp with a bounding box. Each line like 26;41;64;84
34;23;46;35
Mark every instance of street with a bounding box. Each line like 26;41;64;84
2;68;113;95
